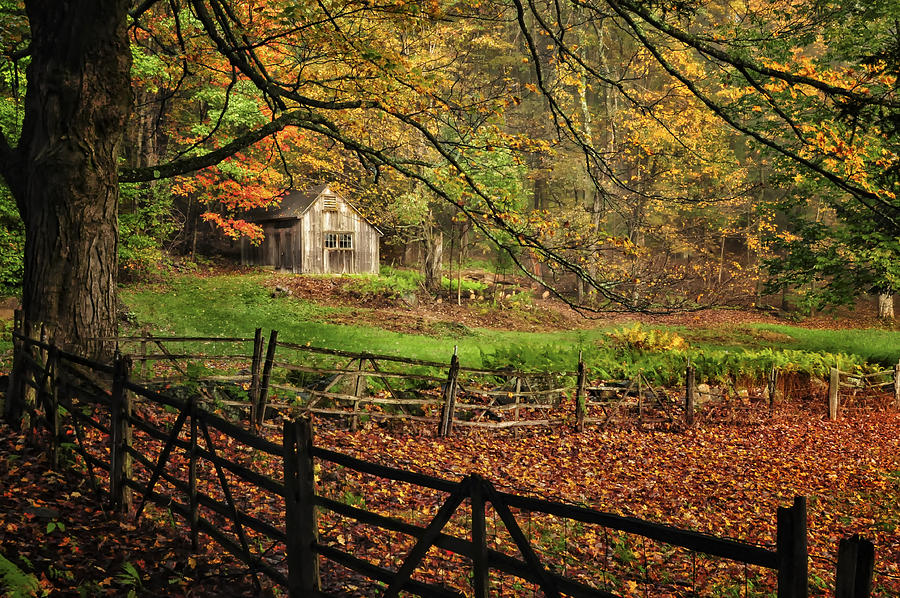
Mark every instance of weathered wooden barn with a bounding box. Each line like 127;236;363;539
240;184;381;274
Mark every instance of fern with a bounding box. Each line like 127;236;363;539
0;553;40;598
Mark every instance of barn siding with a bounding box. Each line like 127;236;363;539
244;188;380;275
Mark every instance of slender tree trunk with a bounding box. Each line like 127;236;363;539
14;0;132;358
422;220;443;295
878;293;894;320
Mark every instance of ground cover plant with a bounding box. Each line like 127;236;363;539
120;272;900;385
16;391;900;597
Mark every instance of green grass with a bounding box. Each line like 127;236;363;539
749;324;900;365
120;272;900;382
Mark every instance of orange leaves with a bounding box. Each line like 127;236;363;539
199;214;264;242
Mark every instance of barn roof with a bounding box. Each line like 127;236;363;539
243;183;382;235
244;183;332;222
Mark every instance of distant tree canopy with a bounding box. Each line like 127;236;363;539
0;0;897;354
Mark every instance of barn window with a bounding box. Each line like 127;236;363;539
322;193;338;211
324;232;353;249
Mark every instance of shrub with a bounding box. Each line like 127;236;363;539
346;266;422;297
0;184;24;295
118;183;177;282
606;323;688;352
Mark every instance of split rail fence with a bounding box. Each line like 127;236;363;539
107;331;900;433
2;324;883;597
826;365;900;420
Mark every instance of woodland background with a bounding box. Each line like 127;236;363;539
0;0;898;322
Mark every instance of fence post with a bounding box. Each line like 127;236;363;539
3;310;24;427
350;358;367;432
769;366;778;413
188;396;199;551
44;346;60;469
829;367;840;420
776;496;808;598
575;351;586;432
109;354;133;512
439;347;460;437
835;534;874;598
139;338;148;379
470;475;489;598
255;329;278;431
513;376;521;424
248;327;263;423
684;364;696;427
283;417;320;596
893;360;900;410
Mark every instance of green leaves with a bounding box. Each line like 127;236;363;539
0;553;40;598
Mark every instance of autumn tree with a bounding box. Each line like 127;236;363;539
1;0;898;364
510;0;899;309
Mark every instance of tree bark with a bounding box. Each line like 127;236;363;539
878;293;894;320
12;0;132;358
423;222;443;295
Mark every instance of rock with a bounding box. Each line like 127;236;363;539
401;292;418;307
696;383;712;403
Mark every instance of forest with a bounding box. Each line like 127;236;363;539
0;0;898;344
1;0;900;597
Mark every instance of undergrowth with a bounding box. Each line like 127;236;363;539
120;272;900;385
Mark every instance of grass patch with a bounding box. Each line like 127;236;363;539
749;324;900;366
120;273;900;381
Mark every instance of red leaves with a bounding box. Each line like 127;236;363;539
0;424;258;596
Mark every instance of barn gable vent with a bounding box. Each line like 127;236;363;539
321;193;338;211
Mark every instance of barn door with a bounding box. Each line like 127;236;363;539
274;232;283;270
283;231;294;271
326;249;354;274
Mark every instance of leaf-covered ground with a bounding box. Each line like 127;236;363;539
2;403;899;596
0;425;259;597
308;408;900;596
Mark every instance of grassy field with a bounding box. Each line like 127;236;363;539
120;272;900;384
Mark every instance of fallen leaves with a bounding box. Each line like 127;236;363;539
0;424;260;597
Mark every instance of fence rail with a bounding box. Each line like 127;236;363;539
827;365;900;420
103;330;900;434
2;324;884;597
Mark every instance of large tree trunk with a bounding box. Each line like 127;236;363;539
878;293;894;320
14;0;132;358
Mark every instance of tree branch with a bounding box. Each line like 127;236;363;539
119;110;309;182
608;0;900;110
606;0;900;231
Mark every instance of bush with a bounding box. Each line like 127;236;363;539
0;184;23;295
346;266;423;297
442;275;488;296
606;323;688;352
118;183;177;282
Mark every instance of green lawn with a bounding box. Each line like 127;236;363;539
120;273;900;382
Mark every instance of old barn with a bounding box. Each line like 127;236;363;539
240;184;381;274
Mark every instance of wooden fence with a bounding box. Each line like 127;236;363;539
102;331;835;433
827;364;900;420
3;330;881;597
